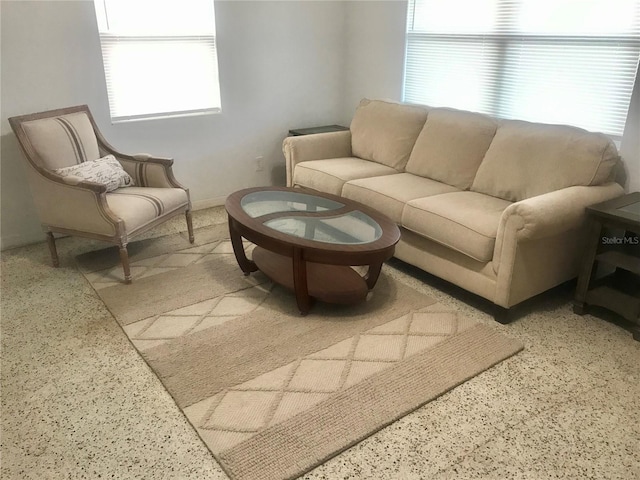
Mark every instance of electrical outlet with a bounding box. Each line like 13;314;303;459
255;156;264;172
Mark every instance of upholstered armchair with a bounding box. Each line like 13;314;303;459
9;105;194;283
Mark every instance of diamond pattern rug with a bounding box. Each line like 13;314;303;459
77;225;523;480
184;309;478;455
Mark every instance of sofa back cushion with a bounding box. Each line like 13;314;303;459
471;120;618;202
405;108;498;189
350;99;429;171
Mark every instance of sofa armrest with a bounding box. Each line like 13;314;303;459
503;183;624;240
283;130;352;186
493;182;625;271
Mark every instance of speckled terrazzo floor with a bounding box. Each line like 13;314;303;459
2;206;639;480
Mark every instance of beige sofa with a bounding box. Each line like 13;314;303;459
283;99;625;322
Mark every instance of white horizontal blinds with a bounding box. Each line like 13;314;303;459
497;40;639;134
99;36;220;120
405;0;640;137
94;0;221;121
406;0;505;113
405;36;500;113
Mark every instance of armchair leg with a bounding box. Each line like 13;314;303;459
186;210;195;244
46;232;60;267
119;245;132;284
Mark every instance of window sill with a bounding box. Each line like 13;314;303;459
110;108;222;124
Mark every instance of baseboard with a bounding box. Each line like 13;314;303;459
192;196;226;211
1;231;46;252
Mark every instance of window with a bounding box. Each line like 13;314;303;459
404;0;640;137
93;0;221;122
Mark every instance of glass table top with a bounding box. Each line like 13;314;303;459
240;190;344;217
240;190;383;245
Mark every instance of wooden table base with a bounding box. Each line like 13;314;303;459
252;247;371;315
226;187;400;316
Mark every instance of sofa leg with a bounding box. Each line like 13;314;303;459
186;210;195;244
573;301;586;315
493;305;512;324
119;245;132;284
46;232;60;267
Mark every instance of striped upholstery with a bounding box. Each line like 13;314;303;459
106;187;189;232
132;161;168;187
9;105;195;285
22;112;100;170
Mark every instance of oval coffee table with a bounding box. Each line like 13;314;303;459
225;187;401;315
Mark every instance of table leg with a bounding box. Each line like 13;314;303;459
364;262;384;289
46;232;60;267
632;324;640;342
292;247;311;315
573;218;602;314
228;216;257;275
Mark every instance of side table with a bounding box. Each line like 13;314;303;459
573;192;640;341
288;125;349;136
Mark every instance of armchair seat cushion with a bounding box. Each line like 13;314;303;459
402;192;512;262
292;157;398;196
106;187;189;232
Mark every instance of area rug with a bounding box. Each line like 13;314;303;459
76;225;524;480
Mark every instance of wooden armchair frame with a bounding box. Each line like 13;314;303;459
9;105;194;283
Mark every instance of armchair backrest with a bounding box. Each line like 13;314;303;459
9;105;101;171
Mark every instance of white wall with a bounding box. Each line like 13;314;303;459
620;73;640;192
341;0;408;123
1;0;347;249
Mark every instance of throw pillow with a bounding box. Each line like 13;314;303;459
55;154;135;192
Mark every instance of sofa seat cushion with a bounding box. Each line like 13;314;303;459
106;187;189;232
471;120;618;202
402;192;513;262
405;108;498;189
350;99;429;171
292;157;398;196
342;173;460;223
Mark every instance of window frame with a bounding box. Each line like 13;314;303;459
93;0;222;123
